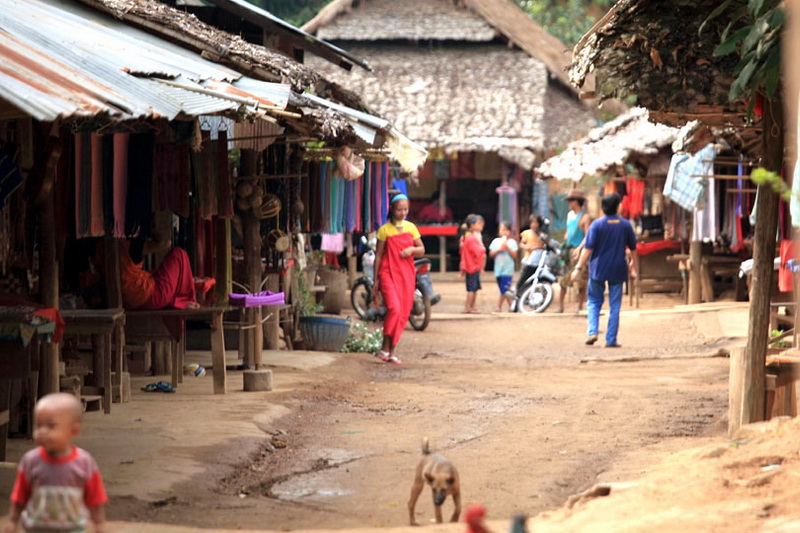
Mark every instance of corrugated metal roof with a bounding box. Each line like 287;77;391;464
0;0;248;121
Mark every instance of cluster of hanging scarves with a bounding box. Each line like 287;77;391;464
304;160;390;234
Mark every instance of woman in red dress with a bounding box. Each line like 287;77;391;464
372;194;425;365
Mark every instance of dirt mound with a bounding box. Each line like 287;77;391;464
531;416;800;532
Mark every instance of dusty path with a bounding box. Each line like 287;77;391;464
1;276;747;531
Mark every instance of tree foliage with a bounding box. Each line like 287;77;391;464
513;0;614;47
700;0;783;106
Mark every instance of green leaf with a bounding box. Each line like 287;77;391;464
714;26;750;56
749;0;765;18
699;0;734;36
742;18;769;54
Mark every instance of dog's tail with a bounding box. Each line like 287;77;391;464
421;437;431;455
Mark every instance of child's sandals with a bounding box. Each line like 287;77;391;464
375;351;402;365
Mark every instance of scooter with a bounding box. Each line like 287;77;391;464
508;232;562;314
350;236;440;331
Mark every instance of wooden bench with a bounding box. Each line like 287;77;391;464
766;351;800;419
126;307;228;394
101;237;229;394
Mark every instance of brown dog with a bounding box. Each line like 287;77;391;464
408;437;461;526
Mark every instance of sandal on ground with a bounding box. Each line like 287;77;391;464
375;351;391;362
466;308;481;314
387;356;402;365
141;381;176;393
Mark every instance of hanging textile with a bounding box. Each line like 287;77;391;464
125;132;155;237
217;130;234;218
779;240;796;292
112;134;129;237
532;179;549;218
101;136;114;235
0;146;22;208
620;179;645;219
549;192;569;231
663;144;720;211
495;184;518;229
75;133;97;238
692;175;718;242
363;162;372;231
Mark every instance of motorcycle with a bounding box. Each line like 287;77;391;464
350;236;440;331
508;231;562;314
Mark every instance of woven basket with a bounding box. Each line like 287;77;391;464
316;268;348;314
299;316;350;352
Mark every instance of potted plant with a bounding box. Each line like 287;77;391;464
296;269;350;351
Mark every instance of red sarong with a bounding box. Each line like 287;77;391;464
147;247;197;310
378;232;416;347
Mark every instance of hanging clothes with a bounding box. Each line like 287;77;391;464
779;240;796;293
496;184;518;229
112;134;129;238
692;175;718;242
663;144;720;212
0;145;21;208
550;193;569;232
125;132;155;237
532;180;549;218
216;130;234;219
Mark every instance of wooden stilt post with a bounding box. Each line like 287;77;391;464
214;218;232;306
688;241;702;304
263;273;279;351
25;124;62;397
243;210;263;368
737;97;783;429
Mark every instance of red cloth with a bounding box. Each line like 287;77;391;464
378;232;416;347
417;203;453;223
460;233;485;274
148;247;197;310
417;224;459;236
779;240;795;293
636;240;681;256
621;179;645;219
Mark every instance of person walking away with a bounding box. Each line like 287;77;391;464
460;215;486;313
558;190;592;313
5;393;108;533
513;215;546;298
571;193;637;348
488;221;518;312
372;193;425;365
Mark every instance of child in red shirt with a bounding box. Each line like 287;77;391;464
460;215;487;313
5;393;108;533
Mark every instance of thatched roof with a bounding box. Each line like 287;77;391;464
569;0;742;123
538;108;685;181
303;0;597;168
308;43;595;169
76;0;369;110
303;0;586;95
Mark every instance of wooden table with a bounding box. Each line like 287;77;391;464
126;307;228;394
61;308;125;415
0;340;34;461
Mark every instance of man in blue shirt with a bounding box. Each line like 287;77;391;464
570;193;637;347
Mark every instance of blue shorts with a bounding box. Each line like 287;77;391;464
496;275;512;294
466;272;482;292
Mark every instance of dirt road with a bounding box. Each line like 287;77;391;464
1;276;749;531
